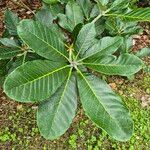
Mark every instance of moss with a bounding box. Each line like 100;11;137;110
67;97;150;150
69;134;77;149
143;76;150;94
0;97;149;149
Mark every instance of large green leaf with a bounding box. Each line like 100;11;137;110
90;4;100;18
77;72;133;141
136;47;150;58
75;23;96;59
4;60;69;102
49;3;64;18
35;10;65;41
109;0;129;10
37;71;77;140
17;20;68;62
58;1;84;32
76;0;92;19
5;9;20;35
0;47;22;60
105;8;150;22
35;9;53;27
80;36;123;61
83;54;143;76
66;1;84;26
105;18;142;36
57;14;73;32
120;36;133;53
0;38;20;48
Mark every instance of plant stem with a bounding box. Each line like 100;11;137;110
28;50;35;53
92;14;103;23
69;50;72;62
22;51;27;64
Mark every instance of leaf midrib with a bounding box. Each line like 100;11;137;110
75;23;94;59
83;62;137;67
20;26;69;61
79;38;121;62
0;48;22;55
49;68;73;137
77;68;114;120
6;65;69;91
105;13;150;21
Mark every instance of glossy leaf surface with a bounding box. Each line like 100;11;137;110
17;20;68;62
37;73;77;140
4;60;69;102
77;72;133;141
84;54;143;76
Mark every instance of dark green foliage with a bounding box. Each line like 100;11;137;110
0;0;150;141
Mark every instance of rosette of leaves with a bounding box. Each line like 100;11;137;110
3;18;145;141
1;0;150;141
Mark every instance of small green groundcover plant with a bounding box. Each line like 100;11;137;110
0;0;150;141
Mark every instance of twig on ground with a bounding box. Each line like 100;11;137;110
10;0;35;15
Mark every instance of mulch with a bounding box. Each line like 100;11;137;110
0;0;41;36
